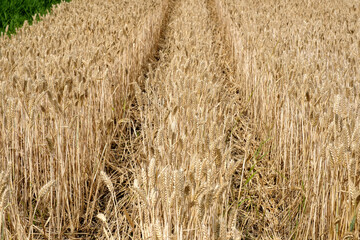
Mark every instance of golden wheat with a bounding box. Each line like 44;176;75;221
1;0;359;238
215;0;360;238
0;0;168;238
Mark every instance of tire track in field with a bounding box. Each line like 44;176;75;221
133;0;246;238
205;0;261;237
103;0;180;238
208;0;284;237
206;0;255;195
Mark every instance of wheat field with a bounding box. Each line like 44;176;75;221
0;0;359;239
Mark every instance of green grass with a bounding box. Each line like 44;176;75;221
0;0;71;36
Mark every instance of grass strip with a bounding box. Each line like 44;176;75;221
0;0;71;36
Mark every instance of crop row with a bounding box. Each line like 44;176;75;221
215;0;360;238
0;0;168;238
129;0;246;238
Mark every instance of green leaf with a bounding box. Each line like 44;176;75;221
245;171;257;186
350;214;356;232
